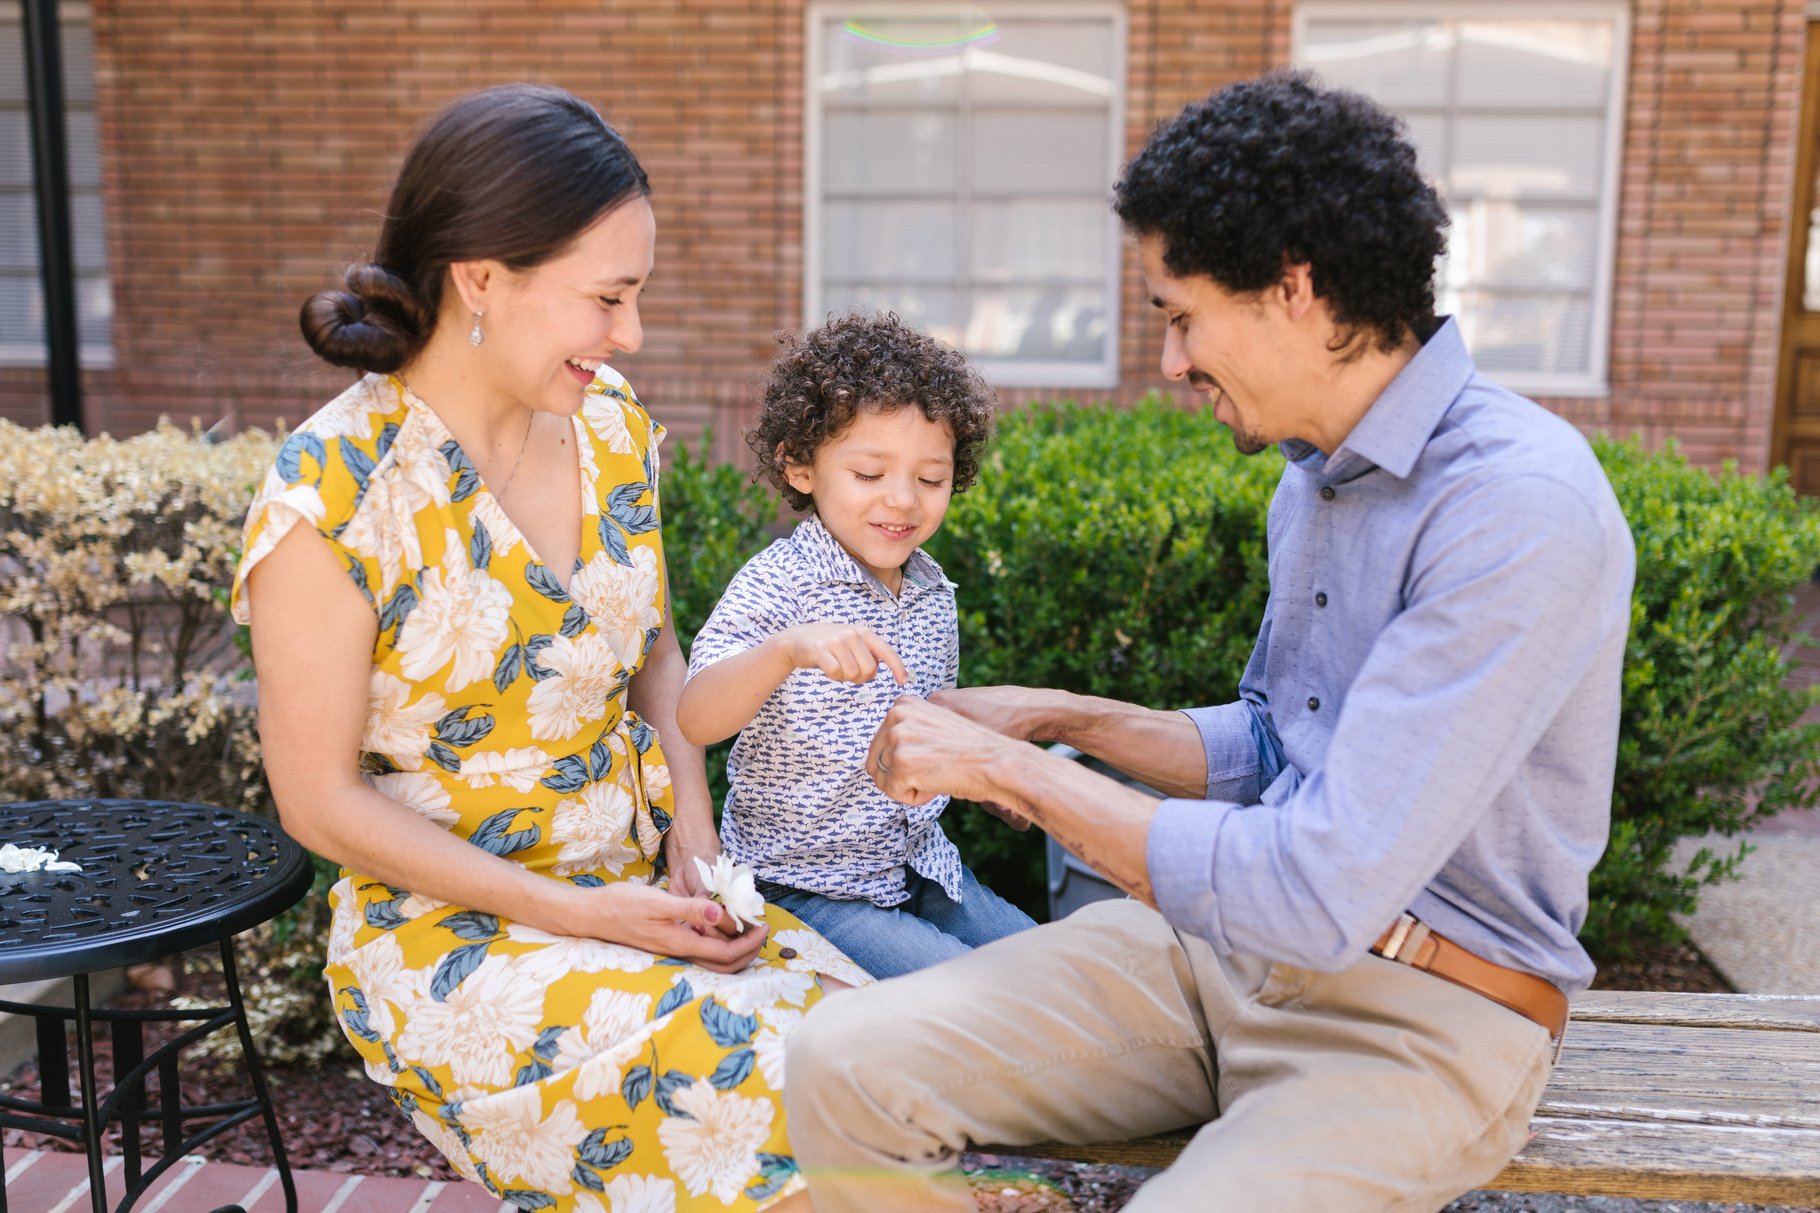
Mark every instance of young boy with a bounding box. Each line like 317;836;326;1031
675;313;1036;979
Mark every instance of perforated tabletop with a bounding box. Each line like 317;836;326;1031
0;799;314;983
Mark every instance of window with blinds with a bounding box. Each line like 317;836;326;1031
1;2;112;366
1295;3;1628;395
806;4;1125;388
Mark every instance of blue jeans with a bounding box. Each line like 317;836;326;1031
763;866;1037;979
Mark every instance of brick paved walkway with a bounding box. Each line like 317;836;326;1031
1;1149;508;1213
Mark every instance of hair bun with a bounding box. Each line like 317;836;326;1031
298;262;429;373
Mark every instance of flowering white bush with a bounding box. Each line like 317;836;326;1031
0;418;274;810
0;417;338;1062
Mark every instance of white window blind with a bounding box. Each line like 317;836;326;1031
0;2;113;366
1295;2;1628;395
807;3;1125;388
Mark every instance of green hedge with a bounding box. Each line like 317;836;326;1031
1593;438;1820;952
661;433;779;809
922;397;1281;914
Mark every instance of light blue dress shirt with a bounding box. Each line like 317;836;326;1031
1145;319;1635;994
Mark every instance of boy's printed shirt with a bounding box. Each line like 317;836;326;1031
687;513;965;906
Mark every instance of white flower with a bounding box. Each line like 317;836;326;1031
579;987;655;1052
575;440;602;511
467;490;525;558
656;1080;773;1204
364;672;444;770
458;746;553;793
551;781;642;877
464;1085;585;1195
334;426;451;597
367;770;458;827
325;879;361;964
307;392;378;443
393;426;457;511
526;632;619;740
548;990;657;1100
339;933;426;1041
639;757;672;806
409;1107;484;1185
569;545;663;669
772;929;875;989
603;1173;678;1213
581;391;638;455
396;532;513;692
753;1006;804;1090
503;922;656;975
690;855;766;931
395;953;546;1087
0;843;80;873
399;892;449;918
681;967;815;1017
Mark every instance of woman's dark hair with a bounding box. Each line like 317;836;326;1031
300;84;650;373
749;313;996;514
1113;70;1448;354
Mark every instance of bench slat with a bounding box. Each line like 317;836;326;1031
1568;991;1820;1031
1542;1019;1820;1130
1497;1115;1820;1203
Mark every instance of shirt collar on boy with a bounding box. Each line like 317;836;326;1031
787;511;954;601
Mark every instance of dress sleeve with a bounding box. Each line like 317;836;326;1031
230;427;383;625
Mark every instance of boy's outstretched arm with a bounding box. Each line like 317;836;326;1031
675;623;910;745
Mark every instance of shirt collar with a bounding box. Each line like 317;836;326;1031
787;513;950;599
1279;316;1475;482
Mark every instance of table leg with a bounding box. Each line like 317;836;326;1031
71;973;108;1213
220;941;297;1213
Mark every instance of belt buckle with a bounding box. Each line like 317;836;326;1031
1378;912;1432;965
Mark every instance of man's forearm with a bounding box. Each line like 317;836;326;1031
1044;694;1210;800
984;739;1165;904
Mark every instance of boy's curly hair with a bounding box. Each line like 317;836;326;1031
1113;70;1448;354
749;313;996;513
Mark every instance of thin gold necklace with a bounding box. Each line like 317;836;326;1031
492;410;536;500
398;376;536;499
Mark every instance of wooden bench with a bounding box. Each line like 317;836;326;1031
994;991;1820;1204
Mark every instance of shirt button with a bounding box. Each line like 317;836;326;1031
1320;486;1336;501
1307;696;1321;711
779;947;798;960
1315;592;1328;607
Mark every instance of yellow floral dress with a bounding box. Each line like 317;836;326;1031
231;370;870;1212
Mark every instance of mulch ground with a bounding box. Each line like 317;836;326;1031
0;940;1738;1213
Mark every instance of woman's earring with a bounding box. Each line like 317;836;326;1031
469;310;485;347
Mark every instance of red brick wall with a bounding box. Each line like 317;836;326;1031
0;0;811;467
1593;0;1805;472
0;0;1804;478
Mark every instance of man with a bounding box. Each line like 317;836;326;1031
784;71;1636;1213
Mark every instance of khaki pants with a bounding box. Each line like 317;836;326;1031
784;899;1553;1213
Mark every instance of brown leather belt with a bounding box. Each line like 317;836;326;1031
1371;913;1569;1044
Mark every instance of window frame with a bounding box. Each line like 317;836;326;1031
804;0;1127;390
1291;0;1630;398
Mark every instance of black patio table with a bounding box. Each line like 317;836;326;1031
0;799;314;1213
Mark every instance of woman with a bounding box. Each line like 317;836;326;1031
233;84;865;1212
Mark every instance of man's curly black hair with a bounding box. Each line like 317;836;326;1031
1114;70;1449;354
749;312;996;514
